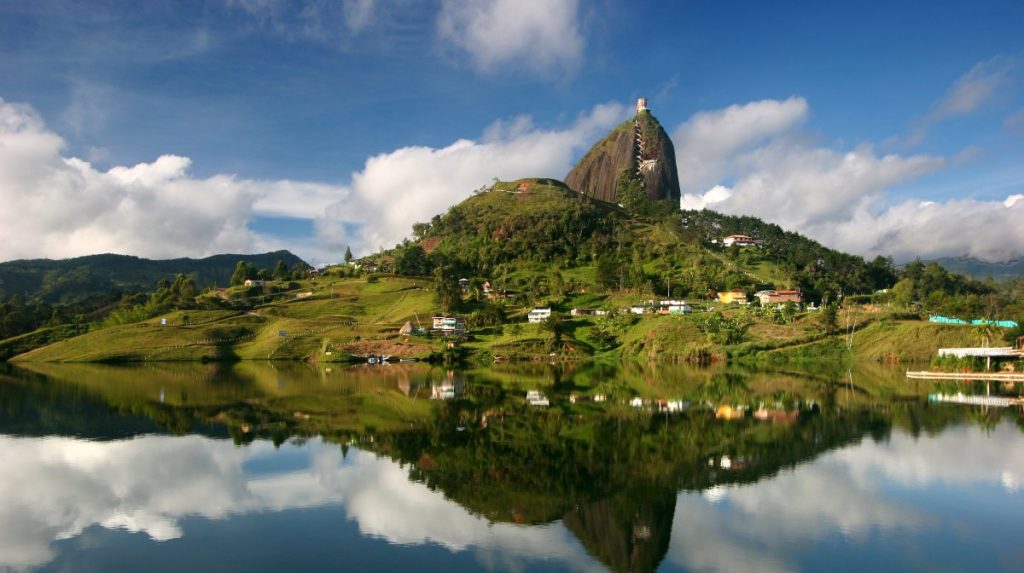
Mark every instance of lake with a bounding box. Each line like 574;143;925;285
0;361;1021;572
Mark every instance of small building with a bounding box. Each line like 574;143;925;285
243;279;266;287
756;290;802;305
722;234;763;248
459;277;469;291
431;316;466;335
659;303;692;315
630;305;649;315
571;308;608;317
636;97;648;112
528;308;552;324
717;290;748;304
482;281;492;295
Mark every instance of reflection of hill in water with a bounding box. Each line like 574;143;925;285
4;361;1021;573
0;364;166;439
6;361;443;441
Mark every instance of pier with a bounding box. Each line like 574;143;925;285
906;371;1024;382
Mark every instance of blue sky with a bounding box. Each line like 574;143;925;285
0;0;1021;264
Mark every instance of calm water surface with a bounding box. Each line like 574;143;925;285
0;361;1021;572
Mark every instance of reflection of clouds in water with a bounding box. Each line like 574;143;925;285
667;422;1024;573
0;435;257;570
834;424;1024;492
0;436;602;572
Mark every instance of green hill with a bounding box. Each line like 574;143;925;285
370;178;897;303
0;250;307;304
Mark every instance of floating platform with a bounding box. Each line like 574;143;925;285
906;371;1024;382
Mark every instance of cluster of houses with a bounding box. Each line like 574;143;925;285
419;289;807;338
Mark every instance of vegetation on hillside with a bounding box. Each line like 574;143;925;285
0;251;309;343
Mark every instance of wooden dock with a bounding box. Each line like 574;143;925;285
906;371;1024;382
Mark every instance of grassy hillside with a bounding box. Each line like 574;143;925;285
13;275;439;363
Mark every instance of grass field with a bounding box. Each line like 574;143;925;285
12;275;441;363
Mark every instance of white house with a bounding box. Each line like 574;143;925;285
431;316;466;335
571;308;608;317
656;300;692;315
630;306;649;315
722;234;763;248
528;308;552;323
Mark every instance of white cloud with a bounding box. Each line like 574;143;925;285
1005;108;1024;136
316;101;630;253
933;57;1015;119
674;96;1024;262
674;96;810;193
342;0;376;33
825;196;1024;263
229;0;378;43
436;0;585;76
0;97;346;262
906;56;1016;147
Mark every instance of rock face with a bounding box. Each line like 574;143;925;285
565;109;681;203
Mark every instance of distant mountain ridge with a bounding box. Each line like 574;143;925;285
0;251;307;303
925;256;1024;281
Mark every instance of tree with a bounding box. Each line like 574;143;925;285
820;303;838;332
171;274;196;306
272;260;289;280
540;311;564;348
396;244;430;276
891;278;915;309
549;268;566;296
595;256;618;291
433;267;461;314
344;246;353;264
230;261;256;286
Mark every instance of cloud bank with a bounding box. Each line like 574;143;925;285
675;96;1024;262
0;98;350;262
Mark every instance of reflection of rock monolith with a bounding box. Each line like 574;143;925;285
562;487;677;573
